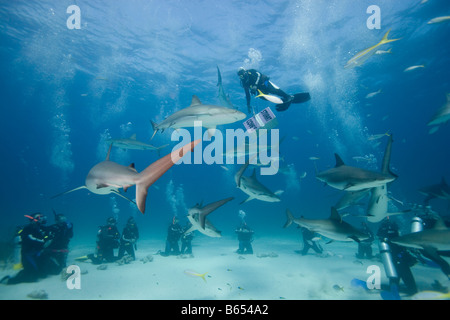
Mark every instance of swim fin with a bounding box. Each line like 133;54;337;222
276;92;311;111
292;92;311;104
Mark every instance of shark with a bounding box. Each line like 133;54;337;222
107;134;168;152
390;218;450;253
316;152;397;192
283;207;370;242
151;95;246;139
427;93;450;127
345;29;401;69
366;135;401;223
185;197;234;237
418;177;450;204
52;140;200;214
235;161;282;204
335;189;371;211
217;66;235;110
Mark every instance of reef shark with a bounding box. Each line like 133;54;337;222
427;93;450;127
345;29;400;69
283;207;369;242
316;151;397;192
52;140;200;214
107;134;168;152
235;161;282;204
217;66;235;109
366;135;401;223
151;95;246;139
418;177;450;204
390;218;450;253
185;197;234;237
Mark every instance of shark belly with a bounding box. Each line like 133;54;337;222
86;161;138;194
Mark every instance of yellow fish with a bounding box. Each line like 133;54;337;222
184;269;208;283
256;90;283;104
345;29;401;69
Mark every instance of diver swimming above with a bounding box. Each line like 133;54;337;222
237;67;310;113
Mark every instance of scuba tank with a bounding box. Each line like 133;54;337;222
410;216;424;233
378;241;398;279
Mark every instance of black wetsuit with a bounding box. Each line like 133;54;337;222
91;224;120;264
236;225;254;254
356;225;374;259
300;227;323;255
377;221;417;295
163;222;183;256
118;223;139;260
42;220;73;274
6;223;46;284
240;69;291;113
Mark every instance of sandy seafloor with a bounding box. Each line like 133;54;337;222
0;235;448;300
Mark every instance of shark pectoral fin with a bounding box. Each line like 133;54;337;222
274;190;284;196
51;186;87;199
135;139;201;214
240;196;254;205
111;190;136;205
184;225;197;234
343;183;354;190
348;235;361;243
235;161;250;187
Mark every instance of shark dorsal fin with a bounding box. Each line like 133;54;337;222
190;95;202;107
334;154;345;167
130;133;137;140
106;144;113;161
251;168;257;178
329;207;341;222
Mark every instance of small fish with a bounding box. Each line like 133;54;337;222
256;89;283;104
292;136;300;141
367;131;390;140
80;93;88;97
237;286;244;290
428;16;450;24
375;48;392;55
227;268;232;271
404;65;425;72
184;270;208;283
279;296;286;299
309;157;320;161
300;171;307;179
366;89;382;99
333;285;344;292
220;165;229;171
95;76;108;81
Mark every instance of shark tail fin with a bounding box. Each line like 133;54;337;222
150;121;159;140
135;139;200;214
283;209;295;228
380;29;401;45
199;197;234;229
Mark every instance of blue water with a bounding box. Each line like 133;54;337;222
0;0;449;250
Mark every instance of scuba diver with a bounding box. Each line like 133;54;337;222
235;222;254;254
299;227;323;256
161;216;183;256
118;217;139;260
237;67;310;113
181;222;194;255
377;218;418;297
355;222;374;259
88;217;120;264
41;212;74;275
1;213;48;285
